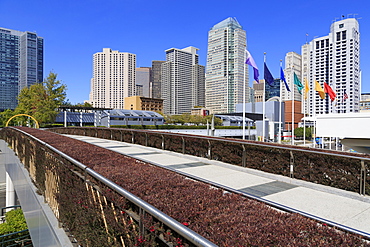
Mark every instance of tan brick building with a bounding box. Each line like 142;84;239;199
124;96;163;112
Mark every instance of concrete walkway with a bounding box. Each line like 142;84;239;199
65;135;370;237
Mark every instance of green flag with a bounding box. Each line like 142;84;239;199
294;73;303;94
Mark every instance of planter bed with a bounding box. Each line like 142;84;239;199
2;127;369;246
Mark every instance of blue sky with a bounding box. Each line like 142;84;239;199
1;0;369;104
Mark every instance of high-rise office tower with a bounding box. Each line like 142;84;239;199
89;48;136;109
161;46;205;115
136;67;151;97
0;27;43;111
151;61;165;99
205;17;248;114
302;17;360;115
192;64;205;108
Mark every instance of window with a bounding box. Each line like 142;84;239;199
336;32;341;41
339;23;344;28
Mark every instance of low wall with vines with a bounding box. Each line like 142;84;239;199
50;127;370;196
0;128;197;247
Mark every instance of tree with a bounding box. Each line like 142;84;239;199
0;109;16;126
164;113;222;126
74;102;93;107
294;127;313;140
16;72;67;124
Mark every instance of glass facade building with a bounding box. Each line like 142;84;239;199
205;17;248;114
0;27;43;111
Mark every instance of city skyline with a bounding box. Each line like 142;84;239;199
1;0;369;105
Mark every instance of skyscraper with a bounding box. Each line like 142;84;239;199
136;67;151;97
151;60;165;99
0;27;43;111
205;17;248;114
302;17;360;115
161;46;205;115
282;52;302;102
89;48;136;109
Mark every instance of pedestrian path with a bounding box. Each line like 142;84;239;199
65;135;370;237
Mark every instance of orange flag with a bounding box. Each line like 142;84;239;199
315;80;325;99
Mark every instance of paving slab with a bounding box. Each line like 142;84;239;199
265;186;370;232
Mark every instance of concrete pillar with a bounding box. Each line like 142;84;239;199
64;111;67;127
80;112;83;127
6;172;15;211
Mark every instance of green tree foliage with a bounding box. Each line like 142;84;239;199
16;72;67;124
164;113;222;126
294;127;313;140
75;102;93;107
0;209;28;235
0;109;16;127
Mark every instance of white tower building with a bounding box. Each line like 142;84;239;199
302;17;360;116
89;48;136;109
205;17;248;114
282;52;302;102
161;46;205;115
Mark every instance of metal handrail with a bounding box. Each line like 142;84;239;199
8;127;217;247
52;127;370;240
57;127;370;162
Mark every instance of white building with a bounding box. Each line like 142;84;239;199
205;17;249;114
282;52;302;102
161;46;205;115
89;48;136;109
301;18;360;116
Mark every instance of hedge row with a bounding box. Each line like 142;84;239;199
0;127;189;246
1;127;369;246
50;127;370;195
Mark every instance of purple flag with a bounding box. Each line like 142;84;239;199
245;50;259;82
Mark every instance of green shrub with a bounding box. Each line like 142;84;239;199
0;209;28;235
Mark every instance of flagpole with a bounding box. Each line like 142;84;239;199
313;79;316;148
263;53;266;142
292;66;295;145
243;48;246;140
303;87;306;146
279;60;283;144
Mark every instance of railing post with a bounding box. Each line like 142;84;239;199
161;135;165;150
131;131;134;144
360;161;366;195
290;151;294;178
242;145;246;168
208;140;212;160
182;137;185;154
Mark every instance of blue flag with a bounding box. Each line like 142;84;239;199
280;67;290;92
264;62;274;86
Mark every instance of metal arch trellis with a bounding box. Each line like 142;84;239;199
5;114;39;128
